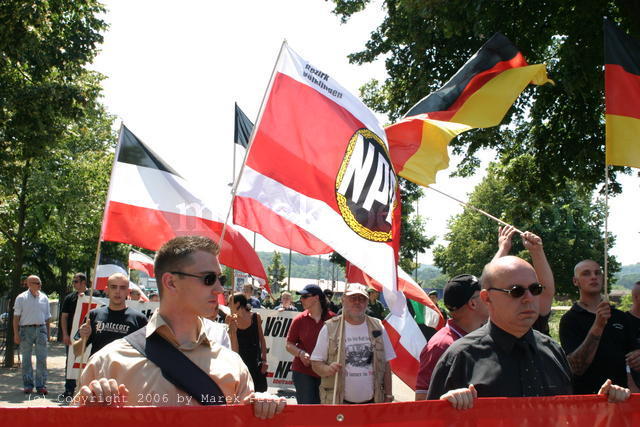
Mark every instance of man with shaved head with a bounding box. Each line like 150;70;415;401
13;275;51;394
73;273;148;358
427;257;630;409
559;260;640;395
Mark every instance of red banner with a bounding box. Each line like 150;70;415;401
7;395;639;426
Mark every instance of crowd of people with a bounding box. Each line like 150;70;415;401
10;229;639;417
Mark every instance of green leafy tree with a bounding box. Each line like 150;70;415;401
267;251;286;294
433;157;620;297
329;0;638;196
0;0;108;366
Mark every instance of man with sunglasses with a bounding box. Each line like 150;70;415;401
559;260;640;395
415;274;488;400
427;256;630;408
493;226;555;335
75;236;286;419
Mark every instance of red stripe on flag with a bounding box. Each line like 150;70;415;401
96;277;108;290
247;72;366;213
102;201;270;292
383;319;420;390
128;260;155;277
233;195;332;255
427;54;529;122
386;119;425;178
606;64;640;119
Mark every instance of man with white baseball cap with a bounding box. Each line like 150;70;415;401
310;283;396;404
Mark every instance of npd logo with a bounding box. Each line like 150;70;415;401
336;129;396;242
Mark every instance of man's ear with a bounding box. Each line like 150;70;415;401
161;272;176;294
572;276;579;287
479;289;490;305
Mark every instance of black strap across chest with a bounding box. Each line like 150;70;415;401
124;327;225;405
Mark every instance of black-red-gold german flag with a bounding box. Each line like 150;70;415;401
386;33;552;187
605;20;640;168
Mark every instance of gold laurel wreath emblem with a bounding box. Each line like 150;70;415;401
335;129;396;242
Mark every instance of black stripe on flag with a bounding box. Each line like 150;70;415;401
605;19;640;76
118;126;181;177
234;103;254;148
404;33;520;117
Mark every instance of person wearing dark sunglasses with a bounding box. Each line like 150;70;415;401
75;235;286;419
493;226;555;335
428;256;630;409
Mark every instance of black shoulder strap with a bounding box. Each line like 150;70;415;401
125;328;226;405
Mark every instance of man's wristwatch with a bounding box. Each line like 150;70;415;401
384;394;394;400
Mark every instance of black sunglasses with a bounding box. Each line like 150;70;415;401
170;271;226;287
488;283;544;298
300;294;316;299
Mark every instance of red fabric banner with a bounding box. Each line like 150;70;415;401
7;395;638;426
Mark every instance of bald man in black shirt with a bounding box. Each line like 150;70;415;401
428;256;630;409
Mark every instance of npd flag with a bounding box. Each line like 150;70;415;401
234;43;399;290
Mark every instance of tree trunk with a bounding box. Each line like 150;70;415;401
4;161;30;368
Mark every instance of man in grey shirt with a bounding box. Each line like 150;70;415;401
13;275;51;394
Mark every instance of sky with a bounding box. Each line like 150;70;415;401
91;0;639;267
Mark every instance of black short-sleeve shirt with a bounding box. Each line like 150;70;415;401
625;311;640;348
61;290;99;335
80;306;148;356
559;303;637;394
427;322;572;399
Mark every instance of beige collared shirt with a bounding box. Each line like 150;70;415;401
78;309;254;406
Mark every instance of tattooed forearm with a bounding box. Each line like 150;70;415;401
567;333;602;375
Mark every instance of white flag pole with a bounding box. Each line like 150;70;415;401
426;185;525;234
603;165;610;302
218;40;288;248
78;122;126;381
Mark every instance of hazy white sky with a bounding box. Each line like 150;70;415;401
92;0;639;267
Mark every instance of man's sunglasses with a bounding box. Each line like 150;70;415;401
300;294;315;299
170;271;226;287
487;283;544;298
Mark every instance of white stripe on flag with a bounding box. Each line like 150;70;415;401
237;165;396;289
109;162;224;221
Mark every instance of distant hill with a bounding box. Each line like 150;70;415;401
256;251;638;290
256;251;446;286
615;263;640;289
257;251;345;281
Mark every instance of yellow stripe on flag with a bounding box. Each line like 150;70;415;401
451;64;553;128
399;120;471;187
606;113;640;168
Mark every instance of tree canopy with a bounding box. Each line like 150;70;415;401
330;0;639;197
0;0;117;366
432;156;620;297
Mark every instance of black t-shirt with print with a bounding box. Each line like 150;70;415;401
83;306;148;356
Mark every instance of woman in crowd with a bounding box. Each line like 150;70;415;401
226;293;268;392
285;284;334;404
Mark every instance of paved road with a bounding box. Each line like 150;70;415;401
0;341;415;407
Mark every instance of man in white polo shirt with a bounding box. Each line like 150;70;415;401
13;275;51;394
